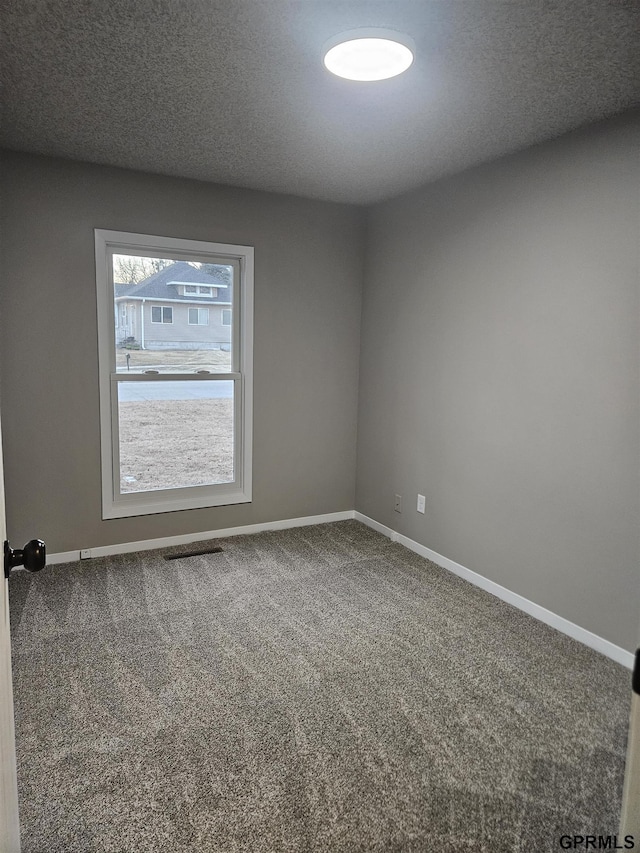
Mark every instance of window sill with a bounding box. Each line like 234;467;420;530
102;487;252;519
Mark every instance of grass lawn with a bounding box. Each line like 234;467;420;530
116;348;235;492
116;348;232;373
119;399;234;493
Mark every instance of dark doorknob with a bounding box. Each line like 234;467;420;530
4;539;46;579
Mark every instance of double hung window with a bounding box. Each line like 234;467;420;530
95;230;253;518
151;306;173;324
188;308;209;325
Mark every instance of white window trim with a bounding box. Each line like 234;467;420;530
115;296;231;306
171;281;228;296
151;305;173;324
95;229;254;519
188;307;209;325
222;309;232;326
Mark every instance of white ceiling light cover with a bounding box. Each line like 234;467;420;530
323;28;415;81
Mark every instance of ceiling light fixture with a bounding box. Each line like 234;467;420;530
323;28;415;82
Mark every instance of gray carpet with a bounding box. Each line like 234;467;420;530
9;520;630;852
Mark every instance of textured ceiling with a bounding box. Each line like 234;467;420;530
2;1;639;205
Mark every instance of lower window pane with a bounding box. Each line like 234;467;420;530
117;381;234;493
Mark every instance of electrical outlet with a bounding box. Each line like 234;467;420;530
417;494;426;514
394;494;402;513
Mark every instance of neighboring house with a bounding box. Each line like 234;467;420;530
114;260;232;350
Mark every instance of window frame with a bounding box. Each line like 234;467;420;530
151;305;173;324
222;308;232;326
188;307;210;326
95;229;253;519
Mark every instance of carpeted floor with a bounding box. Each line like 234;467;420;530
9;520;631;852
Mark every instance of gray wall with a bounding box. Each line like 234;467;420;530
0;151;364;552
356;112;640;650
1;113;638;651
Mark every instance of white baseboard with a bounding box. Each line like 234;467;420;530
46;510;355;565
45;508;633;670
354;512;634;670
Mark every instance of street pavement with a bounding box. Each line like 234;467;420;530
118;380;233;401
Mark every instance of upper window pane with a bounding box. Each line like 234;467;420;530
113;254;233;374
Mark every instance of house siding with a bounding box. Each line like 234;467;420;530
118;300;232;350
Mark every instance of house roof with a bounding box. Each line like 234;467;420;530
115;261;231;304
